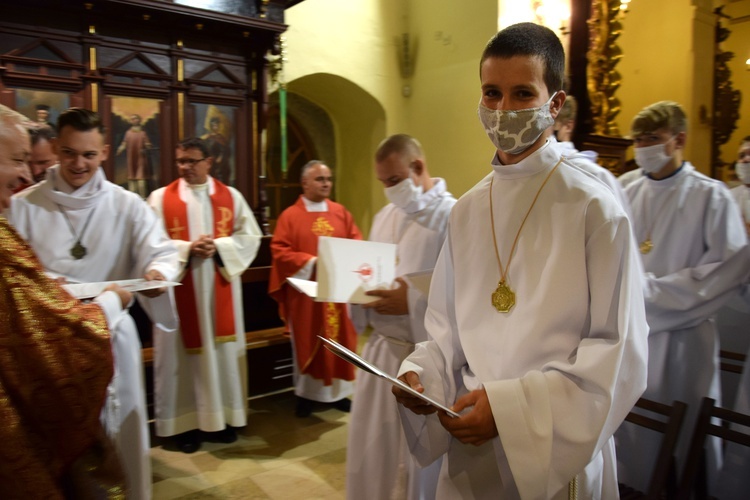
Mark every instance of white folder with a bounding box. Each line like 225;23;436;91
286;236;396;304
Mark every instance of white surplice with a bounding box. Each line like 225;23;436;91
8;165;180;500
730;183;750;225
147;177;262;435
617;168;644;188
617;163;750;493
552;137;633;220
397;141;648;499
347;179;456;500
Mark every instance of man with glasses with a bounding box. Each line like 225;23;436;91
147;137;262;453
8;107;180;500
616;101;750;494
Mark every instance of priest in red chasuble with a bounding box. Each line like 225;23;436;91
269;160;362;417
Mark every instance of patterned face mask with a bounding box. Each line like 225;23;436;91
478;92;558;155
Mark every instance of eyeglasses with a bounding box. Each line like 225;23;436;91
175;158;207;166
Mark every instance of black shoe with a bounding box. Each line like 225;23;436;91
175;430;201;454
295;397;314;418
215;426;238;444
332;398;351;412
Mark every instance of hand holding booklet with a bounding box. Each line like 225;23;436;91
287;236;397;304
318;335;459;418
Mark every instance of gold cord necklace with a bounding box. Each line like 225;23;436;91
57;204;97;260
489;159;562;312
638;184;678;254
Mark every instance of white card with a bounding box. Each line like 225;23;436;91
315;236;396;304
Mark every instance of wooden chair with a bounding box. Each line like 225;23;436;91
677;397;750;499
720;349;746;376
618;398;688;500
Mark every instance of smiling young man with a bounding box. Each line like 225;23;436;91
391;23;648;499
269;160;362;418
617;102;750;494
147;137;262;454
7;107;180;500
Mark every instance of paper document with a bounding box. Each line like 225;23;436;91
316;236;397;304
403;269;433;297
318;335;459;418
286;277;318;298
63;279;181;300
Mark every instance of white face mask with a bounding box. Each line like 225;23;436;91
385;176;423;211
477;92;558;155
736;162;750;184
634;140;674;174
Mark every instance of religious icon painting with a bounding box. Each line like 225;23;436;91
110;96;163;199
193;103;236;187
14;88;69;131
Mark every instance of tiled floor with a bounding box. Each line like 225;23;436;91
150;391;350;499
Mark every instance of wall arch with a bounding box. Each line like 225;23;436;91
286;72;387;236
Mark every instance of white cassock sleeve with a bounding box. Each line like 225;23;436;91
214;188;263;281
403;270;432;344
93;290;128;336
129;196;181;282
643;195;750;333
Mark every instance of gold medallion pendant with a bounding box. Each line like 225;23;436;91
71;241;87;260
491;281;515;313
639;239;653;254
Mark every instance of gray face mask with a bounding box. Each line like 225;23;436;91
477;92;558;155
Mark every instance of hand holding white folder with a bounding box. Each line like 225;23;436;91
287;236;397;304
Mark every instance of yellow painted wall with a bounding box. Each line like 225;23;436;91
284;0;500;232
405;0;500;198
284;0;406;235
720;0;750;172
616;0;714;173
284;0;737;230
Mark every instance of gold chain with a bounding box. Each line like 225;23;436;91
489;159;562;285
638;183;679;254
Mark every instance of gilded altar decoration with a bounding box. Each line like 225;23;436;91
711;6;742;180
586;0;625;137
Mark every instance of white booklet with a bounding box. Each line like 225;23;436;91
287;236;397;304
318;335;459;418
63;278;181;300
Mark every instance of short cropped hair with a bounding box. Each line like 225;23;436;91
480;22;565;95
556;95;577;124
631;101;688;136
28;126;56;146
177;137;210;158
57;107;105;134
300;160;326;182
375;134;424;163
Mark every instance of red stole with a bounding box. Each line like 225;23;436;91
163;179;236;353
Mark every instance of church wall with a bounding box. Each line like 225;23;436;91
284;0;500;230
405;0;500;198
616;0;714;173
720;0;750;170
284;0;404;235
284;0;737;232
